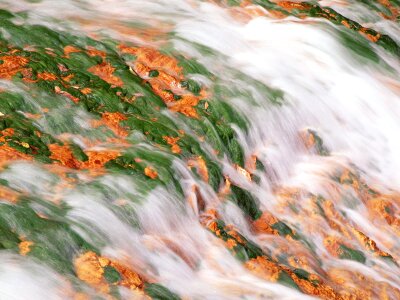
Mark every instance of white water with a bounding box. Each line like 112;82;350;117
0;0;400;299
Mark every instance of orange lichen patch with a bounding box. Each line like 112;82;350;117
86;46;107;59
245;256;282;281
64;45;81;58
252;211;280;235
359;27;380;43
20;68;36;83
163;136;182;154
0;185;19;203
88;62;123;87
323;236;355;259
351;228;392;258
119;46;182;77
49;143;120;170
0;128;15;140
226;238;238;249
0;145;32;167
375;0;400;20
225;226;247;245
188;156;209;182
201;210;220;231
320;200;351;238
98;257;144;291
276;1;311;11
0;55;29;79
313;197;392;257
202;214;247;250
18;240;34;256
337;168;377;202
328;268;400;300
49;144;80;169
80;150;120;169
62;74;74;82
121;45;203;118
37;72;58;81
204;208;343;299
247;256;341;299
235;164;252;181
0;128;34;165
366;196;400;227
341;20;351;29
101;112;128;137
169;95;200;118
74;251;145;294
81;87;92;95
291;274;340;299
74;251;109;293
132;61;180;100
144;166;158;179
55;86;80;103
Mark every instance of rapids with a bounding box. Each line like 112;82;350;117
0;0;399;299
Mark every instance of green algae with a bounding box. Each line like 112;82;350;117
145;283;181;300
0;5;396;298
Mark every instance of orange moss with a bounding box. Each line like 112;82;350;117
88;62;123;87
86;47;107;59
119;46;182;77
0;185;20;203
49;144;79;169
276;1;311;11
0;129;32;166
81;150;120;169
359;27;380;43
99;112;128;137
62;74;74;82
120;45;203;118
80;87;92;95
64;45;81;58
37;72;58;81
367;196;400;227
163;136;182;154
144;166;158;179
49;143;119;170
245;256;281;281
0;145;32;167
252;211;280;235
19;240;34;256
169;95;200;118
351;228;392;258
55;86;80;103
0;55;29;79
323;236;345;258
74;251;144;294
74;251;109;293
235;164;252;181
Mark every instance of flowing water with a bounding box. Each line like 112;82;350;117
0;0;399;299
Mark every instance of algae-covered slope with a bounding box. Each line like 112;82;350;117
0;0;400;299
